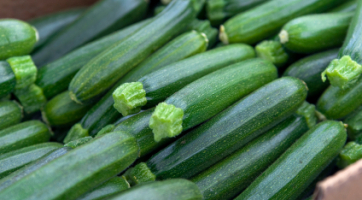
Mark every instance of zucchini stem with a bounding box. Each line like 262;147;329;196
64;136;93;148
123;162;156;186
219;25;229;44
255;40;289;68
206;0;227;26
14;84;47;114
112;82;147;116
337;142;362;168
69;91;83;105
278;30;289;44
64;123;89;143
7;56;37;89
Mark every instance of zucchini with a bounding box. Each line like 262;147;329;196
14;84;47;114
76;177;130;200
0;61;16;98
124;77;307;184
191;115;308;200
112;44;255;117
32;0;148;66
219;0;343;44
344;106;362;139
149;58;277;142
330;0;357;13
69;29;210;137
35;19;151;100
235;120;346;200
0;147;71;191
279;12;353;54
283;49;338;98
296;101;317;128
322;0;362;89
108;179;202;200
0;101;22;131
0;19;38;60
0;131;138;200
69;0;198;104
0;142;62;179
337;141;362;168
0;120;50;155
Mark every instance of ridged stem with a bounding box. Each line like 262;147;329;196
64;123;89;143
112;82;147;116
64;136;93;148
296;101;317;128
206;0;227;25
95;124;116;138
14;84;46;114
255;40;289;68
7;56;37;89
337;142;362;168
123;162;155;186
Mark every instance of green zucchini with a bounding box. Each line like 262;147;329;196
279;12;353;54
124;77;307;184
0;61;16;98
14;84;47;114
344;106;362;139
149;58;277;142
112;44;255;117
191;115;308;200
330;0;357;13
0;142;62;179
76;177;130;200
0;131;138;200
0;120;50;155
296;101;317;128
69;0;198;104
0;19;38;60
322;0;362;89
235;120;346;200
69;29;210;138
283;49;338;98
35;19;151;100
337;141;362;168
32;0;148;66
219;0;343;44
29;8;84;51
0;147;71;191
0;101;22;131
108;179;202;200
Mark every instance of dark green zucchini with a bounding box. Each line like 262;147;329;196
191;115;308;200
69;0;198;104
235;120;346;200
14;84;47;114
296;101;317;128
108;179;202;200
0;142;62;179
337;141;362;168
283;49;338;97
0;61;16;98
344;106;362;139
124;77;307;184
32;0;148;66
0;120;50;155
0;101;22;131
330;0;357;13
149;58;277;142
0;131;138;200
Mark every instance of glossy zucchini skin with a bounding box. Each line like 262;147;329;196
284;49;338;97
32;0;148;66
35;19;151;100
0;101;22;131
0;120;50;155
192;115;308;200
221;0;344;44
69;0;197;104
0;131;138;200
280;12;353;54
0;147;72;191
0;61;16;98
0;142;62;179
235;121;346;200
108;179;203;200
0;19;38;60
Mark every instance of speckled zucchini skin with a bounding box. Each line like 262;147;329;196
0;101;22;131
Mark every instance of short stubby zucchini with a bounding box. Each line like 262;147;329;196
0;101;23;131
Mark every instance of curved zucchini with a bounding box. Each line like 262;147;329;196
0;61;16;98
124;77;307;184
69;0;198;104
0;131;138;200
0;142;62;179
108;179;202;200
0;19;38;60
192;115;308;200
220;0;343;44
32;0;148;66
149;58;277;142
235;121;346;200
0;101;22;131
330;0;357;13
0;120;50;155
14;84;47;114
344;106;362;139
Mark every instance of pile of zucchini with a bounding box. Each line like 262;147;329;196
1;0;362;199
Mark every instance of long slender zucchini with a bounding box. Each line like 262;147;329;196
279;12;353;54
35;19;151;100
344;106;362;139
0;120;50;155
330;0;357;12
0;19;38;60
0;101;22;131
108;179;202;200
149;58;277;142
0;142;62;179
112;44;255;117
283;49;338;97
235;120;346;200
192;115;308;200
69;0;199;104
219;0;343;44
0;131;138;200
124;77;307;184
32;0;148;66
0;62;16;98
